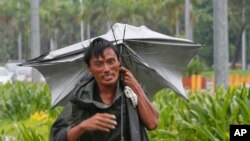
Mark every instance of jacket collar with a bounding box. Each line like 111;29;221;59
71;79;123;109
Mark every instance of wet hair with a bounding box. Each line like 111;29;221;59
84;38;119;66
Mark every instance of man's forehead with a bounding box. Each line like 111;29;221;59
90;48;117;60
91;55;117;61
91;54;117;61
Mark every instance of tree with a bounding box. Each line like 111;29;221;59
30;0;40;58
213;0;229;87
229;0;250;69
185;0;193;40
30;0;41;82
0;0;30;63
1;0;248;69
193;0;213;66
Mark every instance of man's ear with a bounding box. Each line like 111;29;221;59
85;64;91;72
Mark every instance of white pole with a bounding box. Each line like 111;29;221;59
242;29;246;70
18;33;22;61
185;0;193;41
80;0;84;41
17;2;22;61
30;0;40;58
242;8;246;70
81;21;84;41
50;38;55;51
87;23;91;39
176;19;180;37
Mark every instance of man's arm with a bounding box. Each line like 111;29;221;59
120;67;158;130
67;113;117;141
51;102;117;141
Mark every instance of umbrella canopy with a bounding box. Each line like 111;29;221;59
22;23;201;108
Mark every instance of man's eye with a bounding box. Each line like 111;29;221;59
108;59;115;64
95;62;102;67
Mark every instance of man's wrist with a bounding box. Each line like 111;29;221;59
79;121;88;133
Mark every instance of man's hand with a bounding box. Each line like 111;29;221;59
119;66;158;131
119;66;140;91
68;113;117;141
79;113;117;132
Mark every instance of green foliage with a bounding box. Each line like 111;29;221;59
0;82;63;141
0;116;58;141
0;0;250;67
0;82;51;121
193;0;213;67
184;58;205;76
149;85;250;141
15;123;46;141
1;82;250;140
201;69;250;77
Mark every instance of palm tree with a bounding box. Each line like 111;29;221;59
30;0;41;82
30;0;40;58
213;0;229;87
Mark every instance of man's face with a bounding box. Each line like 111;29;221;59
88;48;120;87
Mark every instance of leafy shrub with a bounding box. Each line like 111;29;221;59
0;82;51;121
184;58;206;76
1;82;250;141
0;82;63;141
148;85;250;141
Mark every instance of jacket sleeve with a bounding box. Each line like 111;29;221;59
50;102;83;141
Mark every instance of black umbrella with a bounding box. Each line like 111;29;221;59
22;23;201;108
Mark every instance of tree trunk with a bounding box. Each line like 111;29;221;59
18;32;22;61
80;0;84;41
176;19;180;37
87;22;91;39
30;0;41;82
17;2;22;61
30;0;40;58
185;0;193;41
241;28;247;70
231;25;246;69
213;0;229;87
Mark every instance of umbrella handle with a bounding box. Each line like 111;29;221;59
119;70;126;141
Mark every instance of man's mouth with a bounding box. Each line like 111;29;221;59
102;74;114;80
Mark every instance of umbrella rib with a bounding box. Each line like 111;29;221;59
122;55;155;71
122;47;200;56
122;55;188;100
122;51;193;56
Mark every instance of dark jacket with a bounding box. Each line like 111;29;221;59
50;79;149;141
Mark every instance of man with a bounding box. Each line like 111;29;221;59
50;38;158;141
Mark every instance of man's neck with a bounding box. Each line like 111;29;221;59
98;84;117;105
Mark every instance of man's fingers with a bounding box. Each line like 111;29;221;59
119;66;128;73
90;113;117;132
97;113;117;126
95;126;110;132
99;113;116;120
120;67;134;79
96;120;116;131
97;113;116;121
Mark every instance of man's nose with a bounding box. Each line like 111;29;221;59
103;63;110;72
